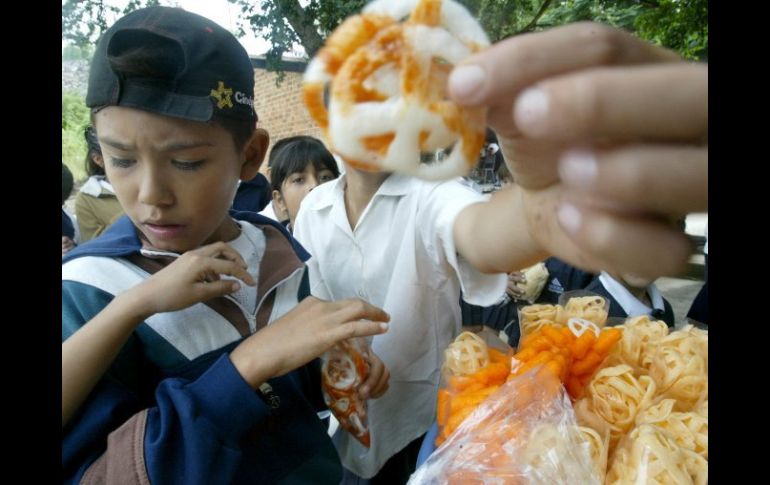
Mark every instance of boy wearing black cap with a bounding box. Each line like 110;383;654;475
62;7;390;484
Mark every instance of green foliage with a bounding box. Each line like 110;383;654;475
62;92;91;182
634;0;708;60
62;0;707;79
62;0;160;49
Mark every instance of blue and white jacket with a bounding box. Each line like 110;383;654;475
62;212;342;484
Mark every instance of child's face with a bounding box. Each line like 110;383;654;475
273;164;336;225
94;106;260;252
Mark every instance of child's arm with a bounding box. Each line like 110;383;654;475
63;291;389;483
229;296;389;390
450;22;705;279
62;242;256;427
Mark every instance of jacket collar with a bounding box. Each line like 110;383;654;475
62;211;310;264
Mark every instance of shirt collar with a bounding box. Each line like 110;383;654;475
307;172;414;211
598;271;664;316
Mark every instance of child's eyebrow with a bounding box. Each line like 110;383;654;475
98;137;214;152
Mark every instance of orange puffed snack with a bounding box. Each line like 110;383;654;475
509;320;623;400
435;331;513;446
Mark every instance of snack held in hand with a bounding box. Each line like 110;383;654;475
321;339;371;447
303;0;490;180
517;262;549;303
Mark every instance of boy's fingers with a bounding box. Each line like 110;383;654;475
196;241;248;268
559;144;708;215
555;202;693;279
449;21;679;109
514;64;707;141
330;299;391;325
203;258;256;286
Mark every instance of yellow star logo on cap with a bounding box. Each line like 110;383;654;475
210;81;233;109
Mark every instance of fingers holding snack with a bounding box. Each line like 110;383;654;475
359;349;390;400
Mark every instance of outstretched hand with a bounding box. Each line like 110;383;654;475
450;22;706;278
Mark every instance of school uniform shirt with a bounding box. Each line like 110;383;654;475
62;213;343;484
75;175;124;241
258;201;279;222
293;173;507;478
589;272;675;327
232;172;272;213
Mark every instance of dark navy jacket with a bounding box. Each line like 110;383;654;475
62;213;342;484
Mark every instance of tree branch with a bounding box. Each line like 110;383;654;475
520;0;554;33
275;0;324;56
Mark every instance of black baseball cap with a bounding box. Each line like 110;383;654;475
86;6;257;123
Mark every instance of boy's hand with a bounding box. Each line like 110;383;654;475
62;236;76;255
359;349;390;400
128;241;256;318
230;297;390;389
449;22;705;279
506;271;526;300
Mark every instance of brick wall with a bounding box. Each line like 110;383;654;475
251;60;325;174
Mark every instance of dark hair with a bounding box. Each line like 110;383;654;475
269;136;340;193
485;128;505;173
101;40;255;151
84;125;105;176
62;163;74;205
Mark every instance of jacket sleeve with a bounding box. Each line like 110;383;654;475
62;281;272;485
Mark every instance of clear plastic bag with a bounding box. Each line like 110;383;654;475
410;368;602;484
517;292;610;343
320;337;371;447
435;327;513;447
606;424;707;485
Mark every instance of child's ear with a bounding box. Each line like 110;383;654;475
92;152;105;168
240;128;269;181
272;189;289;222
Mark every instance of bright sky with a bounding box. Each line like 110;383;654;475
63;0;307;57
173;0;272;56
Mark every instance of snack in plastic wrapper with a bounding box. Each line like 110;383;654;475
436;328;513;446
605;424;707;485
603;315;670;376
635;398;708;459
574;364;656;453
648;325;708;412
516;262;549;303
560;292;610;327
321;338;371;447
410;368;602;485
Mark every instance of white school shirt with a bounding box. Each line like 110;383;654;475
293;173;507;478
598;272;666;317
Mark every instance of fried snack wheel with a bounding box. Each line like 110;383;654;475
604;315;670;374
564;296;609;326
444;331;489;375
568;317;600;338
606;424;707;485
575;364;656;451
303;0;490;180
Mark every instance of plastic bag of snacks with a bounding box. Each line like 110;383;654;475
435;327;513;446
410;367;602;484
320;338;372;447
558;291;610;328
517;292;610;342
574;318;707;479
605;424;707;484
512;318;623;401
